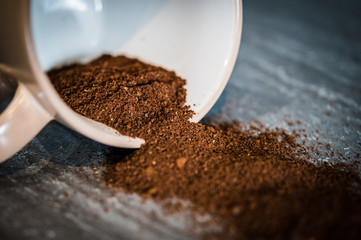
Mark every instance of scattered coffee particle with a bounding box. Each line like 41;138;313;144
176;157;188;169
145;166;156;176
48;55;361;240
231;205;243;216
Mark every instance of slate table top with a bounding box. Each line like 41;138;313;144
1;0;360;239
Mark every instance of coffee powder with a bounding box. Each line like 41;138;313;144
48;55;361;240
49;54;192;138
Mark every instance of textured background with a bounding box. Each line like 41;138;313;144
1;0;360;239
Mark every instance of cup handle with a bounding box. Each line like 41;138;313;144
0;83;52;162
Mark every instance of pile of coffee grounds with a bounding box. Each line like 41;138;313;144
48;54;192;138
48;55;361;240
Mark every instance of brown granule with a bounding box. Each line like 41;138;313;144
48;55;361;240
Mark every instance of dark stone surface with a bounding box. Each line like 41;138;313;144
1;0;360;239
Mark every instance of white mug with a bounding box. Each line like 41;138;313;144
0;0;242;162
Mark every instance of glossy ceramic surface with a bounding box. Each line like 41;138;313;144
0;0;242;162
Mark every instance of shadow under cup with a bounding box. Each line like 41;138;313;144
31;0;242;122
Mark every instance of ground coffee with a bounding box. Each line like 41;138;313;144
49;54;191;138
48;55;361;240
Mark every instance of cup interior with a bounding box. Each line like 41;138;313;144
31;0;239;121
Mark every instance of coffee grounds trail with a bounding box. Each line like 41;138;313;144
48;55;361;240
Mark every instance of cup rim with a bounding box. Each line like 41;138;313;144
191;0;242;122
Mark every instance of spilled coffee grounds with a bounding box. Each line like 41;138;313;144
49;54;191;137
48;55;361;239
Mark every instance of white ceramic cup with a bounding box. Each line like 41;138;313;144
0;0;242;162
